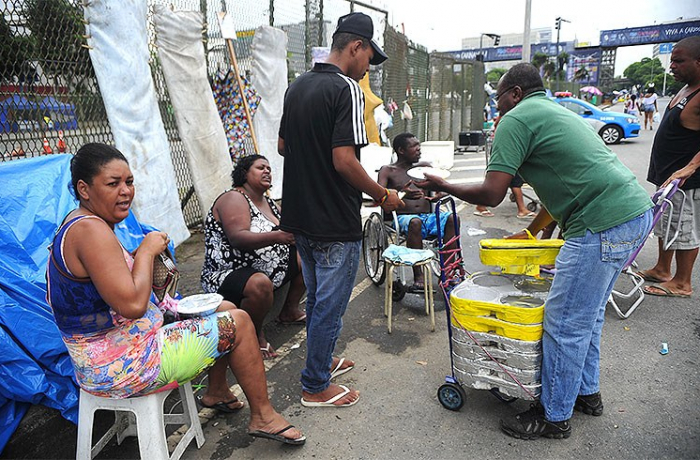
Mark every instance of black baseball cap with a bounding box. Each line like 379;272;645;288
333;12;388;65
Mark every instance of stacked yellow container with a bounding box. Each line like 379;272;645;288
448;238;563;400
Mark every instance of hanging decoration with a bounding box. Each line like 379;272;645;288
212;69;261;162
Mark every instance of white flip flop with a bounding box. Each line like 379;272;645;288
330;357;354;380
300;385;359;408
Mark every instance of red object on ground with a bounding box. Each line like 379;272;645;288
57;130;66;153
43;138;53;154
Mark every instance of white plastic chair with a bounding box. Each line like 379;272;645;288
608;180;686;319
76;381;205;460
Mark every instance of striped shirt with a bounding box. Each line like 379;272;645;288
279;62;369;241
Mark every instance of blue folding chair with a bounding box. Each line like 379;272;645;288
608;179;686;319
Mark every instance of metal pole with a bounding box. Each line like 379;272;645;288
479;34;484;61
555;18;561;92
318;0;324;47
522;0;531;62
269;0;274;26
304;0;311;71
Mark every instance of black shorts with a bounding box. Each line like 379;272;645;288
216;246;300;306
510;174;524;188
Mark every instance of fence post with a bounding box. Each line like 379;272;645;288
305;0;311;71
471;59;485;131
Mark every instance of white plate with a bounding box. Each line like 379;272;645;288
177;293;223;317
407;166;451;180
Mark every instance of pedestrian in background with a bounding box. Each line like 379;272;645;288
641;87;659;130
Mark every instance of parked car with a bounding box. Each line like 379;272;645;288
551;97;640;144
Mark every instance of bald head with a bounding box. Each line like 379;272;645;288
675;36;700;59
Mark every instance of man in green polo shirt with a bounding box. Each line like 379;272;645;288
417;63;653;440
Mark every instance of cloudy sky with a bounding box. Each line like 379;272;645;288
373;0;699;75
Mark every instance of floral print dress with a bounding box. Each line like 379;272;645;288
201;189;291;293
47;215;238;398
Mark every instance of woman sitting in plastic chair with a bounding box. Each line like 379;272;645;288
46;143;305;446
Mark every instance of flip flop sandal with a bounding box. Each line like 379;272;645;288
330;357;354;380
643;284;691;298
196;395;244;413
260;343;279;359
300;385;359;408
248;425;306;446
277;313;307;324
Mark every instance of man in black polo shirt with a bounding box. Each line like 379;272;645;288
278;12;403;408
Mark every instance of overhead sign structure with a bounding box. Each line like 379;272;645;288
600;20;700;47
447;41;575;63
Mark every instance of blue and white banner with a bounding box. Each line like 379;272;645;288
600;20;700;47
447;41;576;63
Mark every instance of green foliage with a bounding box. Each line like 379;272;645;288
0;15;37;83
531;52;548;70
486;68;507;84
23;0;93;78
623;57;664;90
623;56;686;95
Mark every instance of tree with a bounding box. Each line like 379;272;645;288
531;52;548;71
623;56;685;96
0;14;36;84
531;52;555;84
23;0;94;82
554;51;569;81
486;68;507;85
623;57;664;90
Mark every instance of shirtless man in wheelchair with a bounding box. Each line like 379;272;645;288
378;132;459;292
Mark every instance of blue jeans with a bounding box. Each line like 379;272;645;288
541;209;653;422
294;235;361;394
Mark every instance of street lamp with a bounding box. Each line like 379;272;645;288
478;33;501;62
555;17;570;91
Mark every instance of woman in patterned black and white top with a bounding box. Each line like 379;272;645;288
201;155;306;359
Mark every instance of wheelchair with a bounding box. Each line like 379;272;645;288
362;210;442;301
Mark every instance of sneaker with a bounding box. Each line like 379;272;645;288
574;392;604;416
500;403;571;440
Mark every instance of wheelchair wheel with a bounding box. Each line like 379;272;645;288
362;212;388;285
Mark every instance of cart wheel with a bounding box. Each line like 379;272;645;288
489;388;517;404
438;383;466;411
392;281;407;301
362;213;388;285
509;193;516;202
526;201;538;212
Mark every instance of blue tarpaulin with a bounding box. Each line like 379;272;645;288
0;154;169;452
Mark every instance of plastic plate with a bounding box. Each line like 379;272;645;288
177;293;223;317
407;166;451;180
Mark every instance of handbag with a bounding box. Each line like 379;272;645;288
152;248;180;304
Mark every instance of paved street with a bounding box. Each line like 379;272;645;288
4;99;699;459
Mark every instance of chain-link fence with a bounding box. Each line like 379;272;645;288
1;0;481;226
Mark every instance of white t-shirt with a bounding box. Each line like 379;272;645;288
641;93;658;111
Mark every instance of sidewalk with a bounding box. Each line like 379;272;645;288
4;189;700;459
